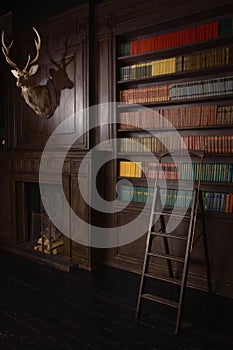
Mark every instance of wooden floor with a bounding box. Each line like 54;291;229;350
0;250;232;350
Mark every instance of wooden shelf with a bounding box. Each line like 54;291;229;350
117;176;233;192
118;152;233;159
117;125;233;138
114;199;233;219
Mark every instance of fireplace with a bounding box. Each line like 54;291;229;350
16;182;63;254
31;204;64;256
12;181;78;271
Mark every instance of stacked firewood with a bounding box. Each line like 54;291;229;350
34;236;64;255
33;224;63;255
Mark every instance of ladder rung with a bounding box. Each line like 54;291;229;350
147;252;185;263
142;293;178;308
151;231;187;241
144;273;182;286
154;211;191;219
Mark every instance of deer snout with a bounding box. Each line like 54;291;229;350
17;72;31;87
16;79;22;87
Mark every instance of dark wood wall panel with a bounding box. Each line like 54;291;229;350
0;173;12;243
0;4;93;268
95;35;115;149
71;174;91;269
9;4;89;151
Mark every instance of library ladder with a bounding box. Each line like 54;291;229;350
135;150;212;334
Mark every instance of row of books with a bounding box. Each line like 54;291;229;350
118;185;233;212
119;48;231;81
119;18;232;56
120;58;176;81
170;76;233;100
118;185;151;204
217;106;233;125
119;161;233;182
203;192;233;212
120;86;169;104
118;105;223;129
182;48;232;71
119;76;233;104
120;135;233;153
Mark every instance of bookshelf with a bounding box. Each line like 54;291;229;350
116;15;233;215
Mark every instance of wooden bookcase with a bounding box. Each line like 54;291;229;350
103;6;233;297
116;15;233;214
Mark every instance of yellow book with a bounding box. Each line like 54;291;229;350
130;161;136;177
119;161;128;176
135;162;142;178
225;193;230;213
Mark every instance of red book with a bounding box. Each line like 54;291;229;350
144;37;153;52
229;194;233;213
157;34;163;50
205;22;213;40
212;21;219;38
130;40;136;55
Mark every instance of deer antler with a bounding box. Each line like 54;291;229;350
1;31;19;70
23;27;41;70
1;27;41;71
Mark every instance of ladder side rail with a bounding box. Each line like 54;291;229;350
135;156;161;319
190;154;204;252
175;187;199;334
199;190;212;294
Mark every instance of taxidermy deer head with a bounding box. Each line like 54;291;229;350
1;27;56;118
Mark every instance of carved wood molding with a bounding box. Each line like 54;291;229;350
97;0;233;35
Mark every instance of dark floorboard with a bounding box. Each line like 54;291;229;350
0;251;232;350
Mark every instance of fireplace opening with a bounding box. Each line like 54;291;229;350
16;181;64;257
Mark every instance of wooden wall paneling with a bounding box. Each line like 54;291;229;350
7;4;89;151
201;217;233;297
97;0;233;36
0;153;14;244
70;151;108;270
94;12;116;150
70;154;91;269
105;206;149;272
15;181;28;242
0;172;13;243
0;4;93;267
71;174;91;268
